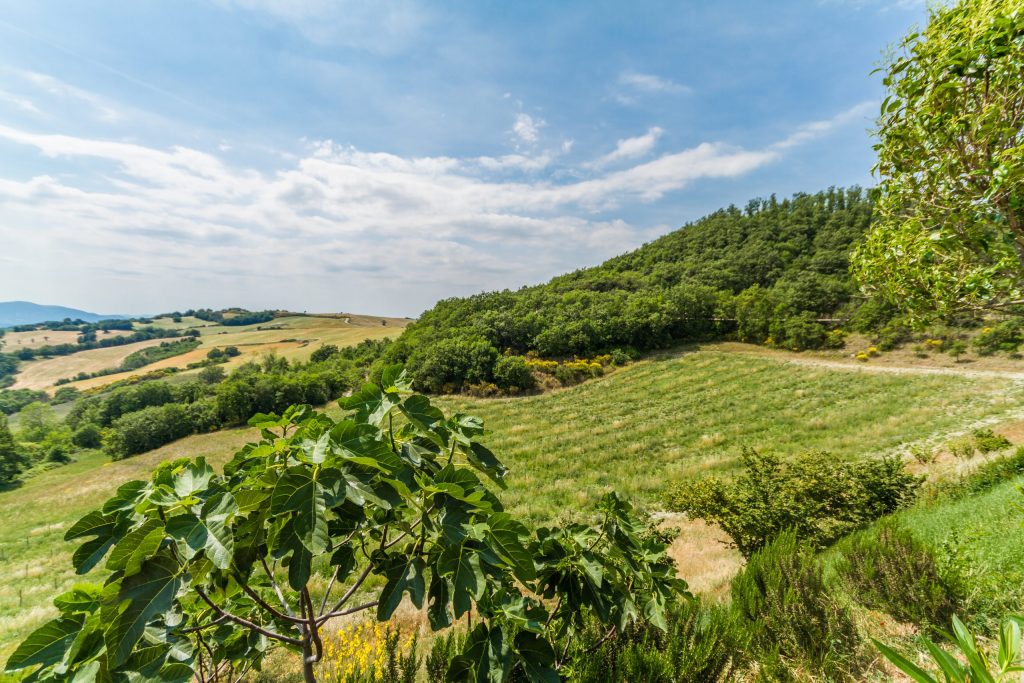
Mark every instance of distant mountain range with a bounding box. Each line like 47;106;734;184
0;301;127;328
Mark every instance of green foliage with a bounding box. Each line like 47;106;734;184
408;337;499;393
6;369;686;682
972;428;1012;454
17;402;58;443
103;403;193;460
928;447;1024;501
835;520;961;631
853;0;1024;317
393;189;876;392
0;388;48;415
310;344;340;363
561;597;747;683
198;364;226;385
70;423;102;450
667;448;921;557
973;321;1023;356
492;356;536;393
0;415;25;486
874;615;1024;683
732;531;864;681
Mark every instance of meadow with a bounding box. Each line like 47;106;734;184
9;338;167;391
9;313;409;394
3;344;1023;659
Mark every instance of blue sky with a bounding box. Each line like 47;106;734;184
0;0;926;317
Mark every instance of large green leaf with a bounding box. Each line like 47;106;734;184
201;491;237;569
427;573;453;631
271;467;328;554
376;555;425;620
467;443;507;488
5;615;84;670
341;383;399;426
438;542;484;618
514;632;559;683
106;519;165;576
172;458;214;498
486;514;535;581
104;554;183;668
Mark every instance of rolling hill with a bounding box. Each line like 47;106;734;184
0;301;125;328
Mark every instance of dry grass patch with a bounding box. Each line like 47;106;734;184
10;339;167;391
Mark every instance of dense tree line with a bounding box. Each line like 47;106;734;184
386;188;889;392
62;339;392;459
191;308;277;326
8;318;133;333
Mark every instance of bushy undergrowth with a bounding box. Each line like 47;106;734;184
732;531;865;682
834;520;961;632
667;448;921;557
564;598;747;683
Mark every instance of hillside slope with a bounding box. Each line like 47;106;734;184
0;301;124;328
388;188;885;392
2;343;1021;658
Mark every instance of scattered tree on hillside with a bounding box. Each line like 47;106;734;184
5;368;686;682
0;415;24;486
853;0;1024;318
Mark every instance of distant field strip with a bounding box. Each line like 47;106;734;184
440;349;1024;523
10;339;166;391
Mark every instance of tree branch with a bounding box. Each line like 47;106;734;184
317;562;374;624
195;586;303;647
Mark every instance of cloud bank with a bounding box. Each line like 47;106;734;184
0;101;873;315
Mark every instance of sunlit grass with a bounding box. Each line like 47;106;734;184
1;346;1022;657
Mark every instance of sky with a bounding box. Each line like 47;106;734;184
0;0;928;318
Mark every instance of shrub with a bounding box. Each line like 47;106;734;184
667;449;921;557
71;423;103;450
309;344;340;363
0;415;25;485
732;531;864;681
972;428;1012;453
408;337;499;393
554;359;603;386
51;386;80;404
103;403;193;460
972;321;1023;356
491;355;536;392
198;364;226;385
780;312;828;351
947;435;976;459
874;321;916;351
45;443;71;464
565;597;747;683
835;520;961;631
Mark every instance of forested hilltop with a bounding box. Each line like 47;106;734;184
389;187;886;392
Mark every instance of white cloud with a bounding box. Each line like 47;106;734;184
615;71;691;104
512;113;545;144
770;100;876;151
0;102;867;314
588;126;663;168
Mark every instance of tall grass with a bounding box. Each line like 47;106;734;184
441;348;1023;523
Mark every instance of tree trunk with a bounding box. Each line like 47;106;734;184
302;639;317;683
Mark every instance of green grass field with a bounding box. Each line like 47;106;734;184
441;348;1024;524
2;346;1023;658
